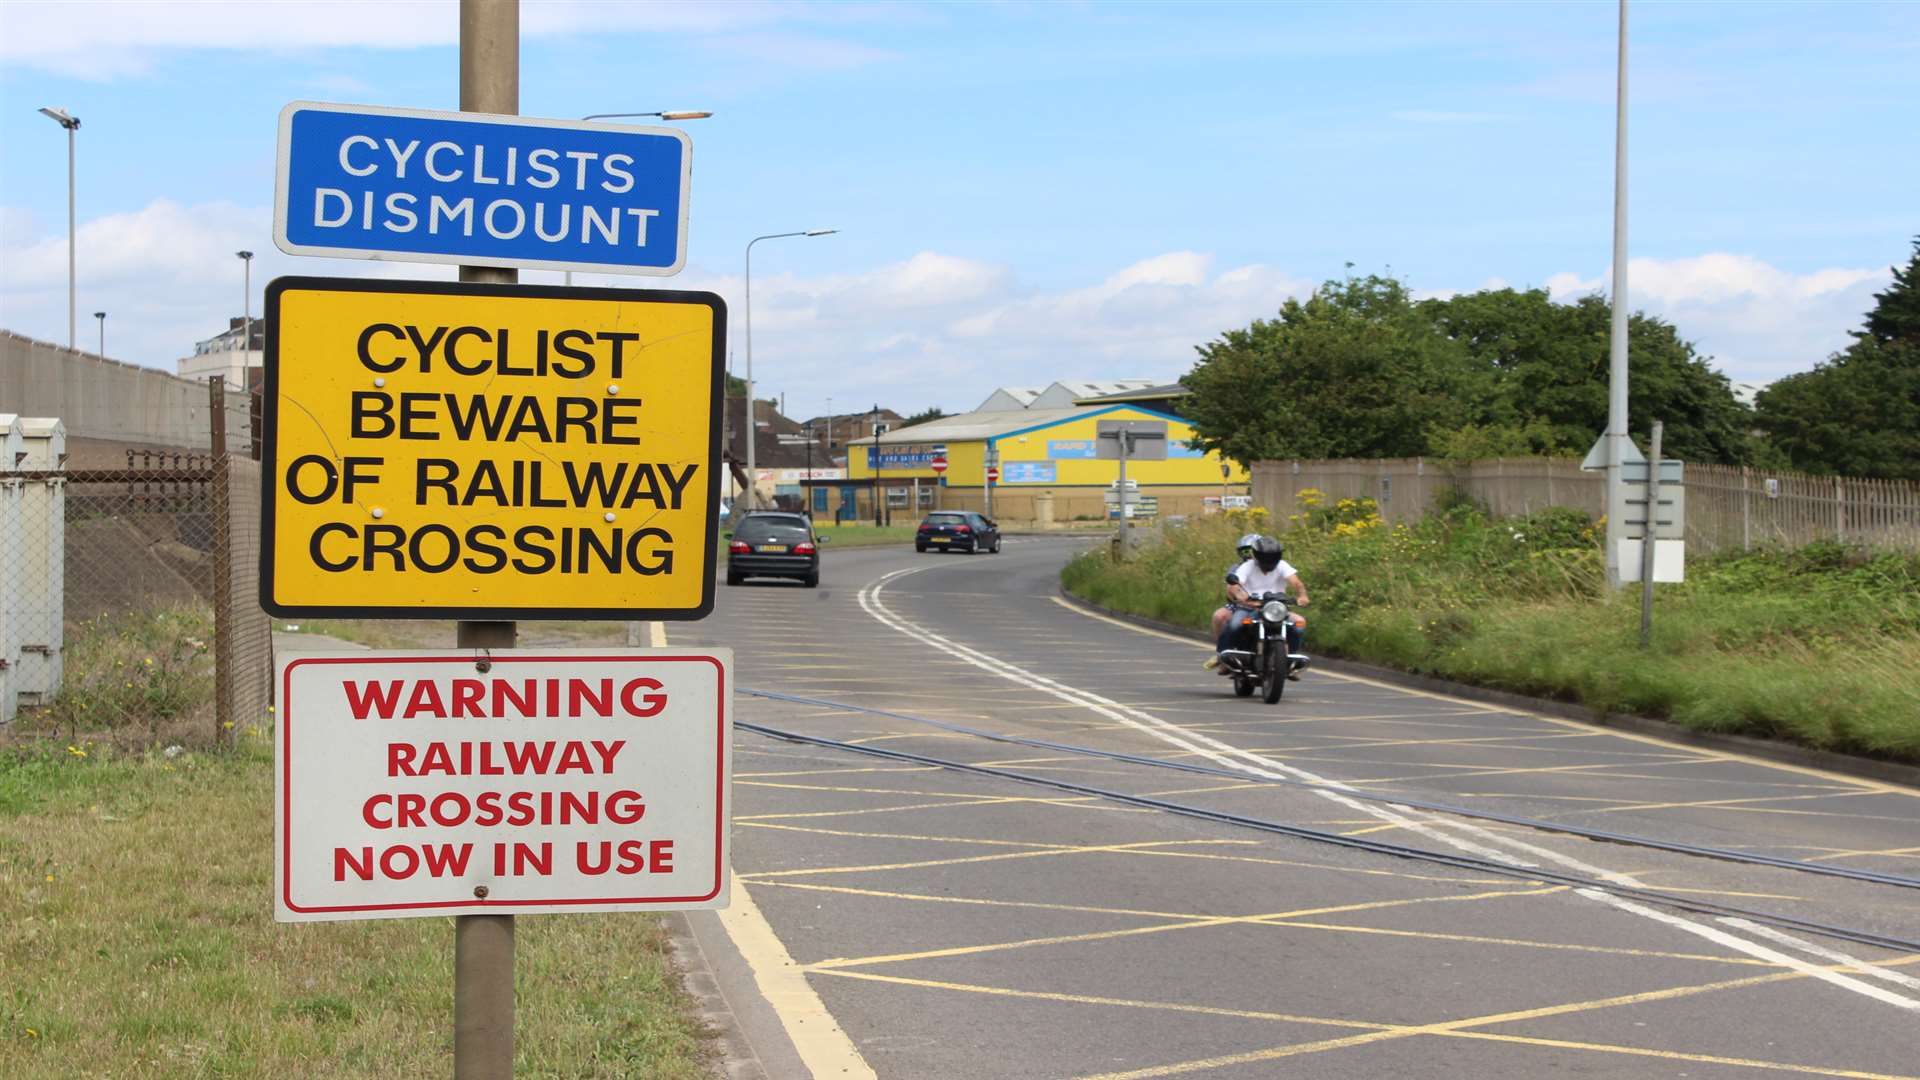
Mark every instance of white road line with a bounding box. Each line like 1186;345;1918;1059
1718;918;1920;993
856;564;1920;1013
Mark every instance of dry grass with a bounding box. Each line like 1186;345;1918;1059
0;739;713;1078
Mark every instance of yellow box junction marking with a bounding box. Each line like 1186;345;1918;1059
262;277;723;619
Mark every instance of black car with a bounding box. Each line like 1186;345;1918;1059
915;511;1002;554
726;512;827;587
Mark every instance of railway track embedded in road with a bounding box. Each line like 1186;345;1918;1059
737;690;1920;958
740;687;1920;893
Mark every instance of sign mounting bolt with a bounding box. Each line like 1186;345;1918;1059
370;507;384;519
373;376;386;388
603;512;617;523
473;885;489;899
606;384;620;395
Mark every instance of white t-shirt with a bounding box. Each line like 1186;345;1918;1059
1230;557;1299;598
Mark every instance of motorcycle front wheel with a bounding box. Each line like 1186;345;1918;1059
1262;647;1285;704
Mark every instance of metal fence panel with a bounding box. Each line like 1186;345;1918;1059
1251;457;1920;553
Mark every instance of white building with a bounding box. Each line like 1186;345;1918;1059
976;386;1044;412
176;317;263;390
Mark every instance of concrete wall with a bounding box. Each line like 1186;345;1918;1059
0;331;250;461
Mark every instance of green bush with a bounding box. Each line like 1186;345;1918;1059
1062;493;1920;762
37;607;215;745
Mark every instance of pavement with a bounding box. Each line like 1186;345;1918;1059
282;538;1920;1078
668;537;1920;1080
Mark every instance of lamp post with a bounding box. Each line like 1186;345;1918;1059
94;311;105;357
564;111;711;286
743;228;837;509
38;107;80;351
871;404;884;527
237;250;254;388
1604;0;1632;588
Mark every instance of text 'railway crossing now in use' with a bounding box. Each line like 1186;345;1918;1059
260;276;725;620
275;651;732;923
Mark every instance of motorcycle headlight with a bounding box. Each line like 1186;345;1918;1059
1261;600;1287;622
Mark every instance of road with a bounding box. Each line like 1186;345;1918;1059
643;537;1920;1079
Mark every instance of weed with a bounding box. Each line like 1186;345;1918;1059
1064;503;1920;761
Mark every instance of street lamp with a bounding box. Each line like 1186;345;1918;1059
237;251;254;386
1604;0;1632;588
581;110;713;122
564;111;711;286
94;311;105;357
38;106;80;351
743;228;837;509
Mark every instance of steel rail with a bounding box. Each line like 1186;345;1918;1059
738;718;1920;957
740;687;1920;892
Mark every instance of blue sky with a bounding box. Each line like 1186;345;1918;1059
3;0;1916;421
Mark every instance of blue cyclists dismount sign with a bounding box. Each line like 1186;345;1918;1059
274;101;691;276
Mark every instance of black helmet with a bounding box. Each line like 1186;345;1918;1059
1252;536;1284;572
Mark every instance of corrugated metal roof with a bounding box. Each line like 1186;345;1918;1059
875;406;1109;444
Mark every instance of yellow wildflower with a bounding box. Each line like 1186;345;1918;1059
65;745;86;759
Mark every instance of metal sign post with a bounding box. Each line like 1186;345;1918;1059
1640;420;1662;649
1097;420;1167;553
457;3;517;1075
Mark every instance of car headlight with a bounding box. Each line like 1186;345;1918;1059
1261;600;1287;622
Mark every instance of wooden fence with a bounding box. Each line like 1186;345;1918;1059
1250;457;1920;553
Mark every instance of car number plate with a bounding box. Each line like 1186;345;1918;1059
930;536;950;543
756;544;788;553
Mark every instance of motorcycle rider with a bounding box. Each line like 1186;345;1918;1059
1213;536;1310;678
1203;533;1264;670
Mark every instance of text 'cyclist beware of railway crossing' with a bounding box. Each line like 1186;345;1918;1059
260;277;726;620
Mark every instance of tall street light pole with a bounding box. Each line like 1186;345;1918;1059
38;107;80;351
237;250;254;387
743;228;837;510
94;311;105;357
1604;0;1632;588
564;111;711;286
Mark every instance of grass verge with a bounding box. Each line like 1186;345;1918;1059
1063;496;1920;763
0;738;712;1078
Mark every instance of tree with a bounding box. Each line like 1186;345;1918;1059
1422;288;1756;465
1183;274;1490;463
898;407;948;429
725;373;748;396
1755;238;1920;479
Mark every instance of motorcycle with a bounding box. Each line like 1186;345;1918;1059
1218;592;1308;704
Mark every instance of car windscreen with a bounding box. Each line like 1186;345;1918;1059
735;518;811;542
925;513;968;525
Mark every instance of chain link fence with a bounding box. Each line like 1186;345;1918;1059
1;378;272;741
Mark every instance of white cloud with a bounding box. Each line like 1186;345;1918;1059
0;200;1884;418
1544;254;1887;381
1;0;897;79
0;198;447;365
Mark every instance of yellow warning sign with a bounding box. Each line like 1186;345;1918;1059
261;276;724;619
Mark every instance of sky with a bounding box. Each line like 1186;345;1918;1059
2;0;1916;422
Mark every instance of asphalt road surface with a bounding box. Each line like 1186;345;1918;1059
660;537;1920;1079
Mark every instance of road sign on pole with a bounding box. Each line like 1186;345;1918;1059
275;649;732;922
985;465;999;483
274;101;692;276
259;276;725;620
929;456;948;475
